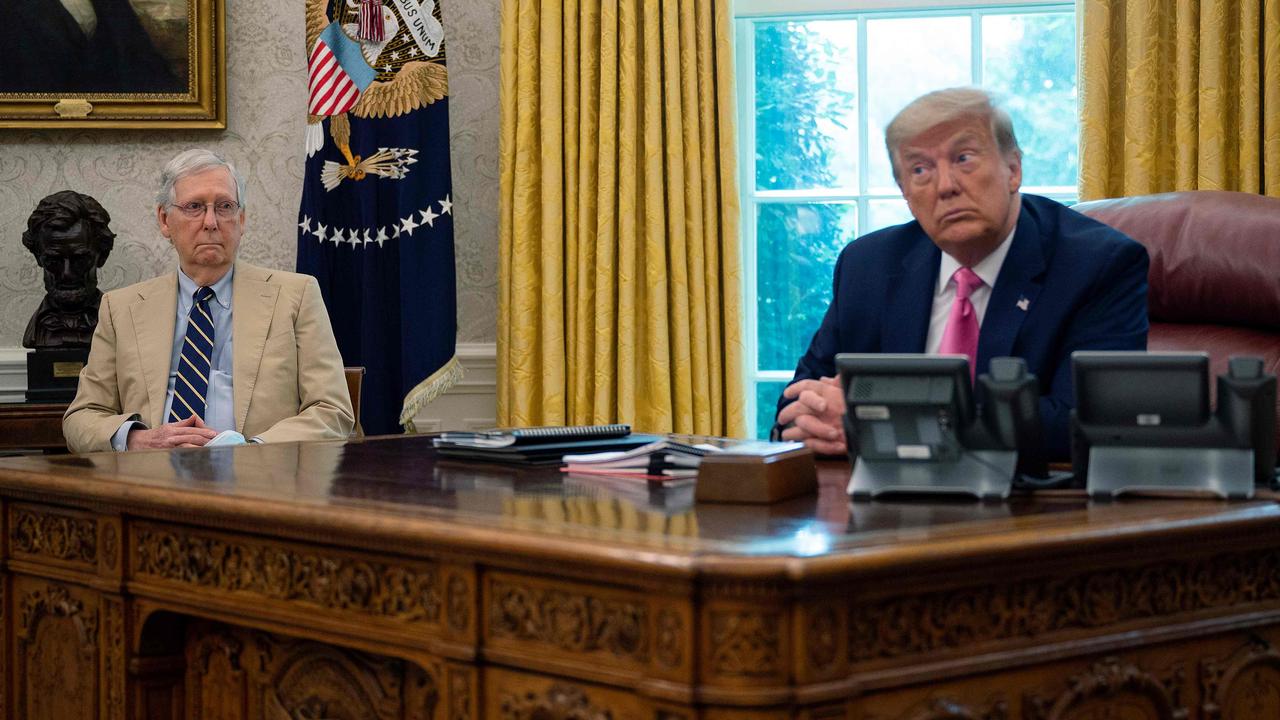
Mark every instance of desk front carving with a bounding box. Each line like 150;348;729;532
132;523;445;625
11;504;98;567
0;436;1278;719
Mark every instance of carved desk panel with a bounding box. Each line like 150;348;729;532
0;436;1278;719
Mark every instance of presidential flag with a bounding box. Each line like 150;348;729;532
297;0;460;435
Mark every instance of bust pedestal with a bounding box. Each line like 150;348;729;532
26;348;88;403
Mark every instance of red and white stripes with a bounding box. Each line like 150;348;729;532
358;0;385;42
308;40;360;116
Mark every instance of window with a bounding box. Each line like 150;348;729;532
735;0;1078;437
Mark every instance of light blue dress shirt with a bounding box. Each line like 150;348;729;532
112;269;235;450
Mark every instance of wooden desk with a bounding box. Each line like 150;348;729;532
0;402;67;453
0;435;1278;719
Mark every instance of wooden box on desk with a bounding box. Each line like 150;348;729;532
695;443;817;503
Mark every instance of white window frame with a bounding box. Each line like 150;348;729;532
735;0;1078;436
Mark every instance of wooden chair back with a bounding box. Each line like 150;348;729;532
344;367;365;437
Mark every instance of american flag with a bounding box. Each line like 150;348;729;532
307;22;375;117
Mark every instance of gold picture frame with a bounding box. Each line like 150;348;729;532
0;0;225;129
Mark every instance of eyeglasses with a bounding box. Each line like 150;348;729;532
168;200;241;219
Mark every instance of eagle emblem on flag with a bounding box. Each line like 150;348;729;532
304;0;449;190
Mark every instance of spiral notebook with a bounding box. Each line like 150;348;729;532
435;424;632;449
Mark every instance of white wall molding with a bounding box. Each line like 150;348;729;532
0;343;498;430
0;348;29;403
448;342;498;395
414;342;497;430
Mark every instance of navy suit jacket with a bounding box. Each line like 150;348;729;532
780;194;1149;461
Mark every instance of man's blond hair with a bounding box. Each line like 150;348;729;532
884;87;1021;183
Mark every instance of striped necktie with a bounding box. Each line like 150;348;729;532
171;286;216;423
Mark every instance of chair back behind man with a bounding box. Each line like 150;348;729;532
344;367;365;437
1075;191;1280;458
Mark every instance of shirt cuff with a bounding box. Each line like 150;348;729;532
111;419;146;451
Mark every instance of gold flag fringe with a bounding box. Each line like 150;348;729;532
399;354;464;432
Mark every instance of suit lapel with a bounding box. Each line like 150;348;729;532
882;231;940;353
232;263;280;433
978;204;1046;373
128;275;177;427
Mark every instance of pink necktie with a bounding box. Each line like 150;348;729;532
939;267;984;381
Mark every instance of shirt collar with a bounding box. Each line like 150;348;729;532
936;226;1017;295
177;267;234;310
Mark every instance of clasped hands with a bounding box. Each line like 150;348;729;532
126;414;218;450
777;376;848;456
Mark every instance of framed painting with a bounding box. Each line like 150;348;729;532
0;0;225;128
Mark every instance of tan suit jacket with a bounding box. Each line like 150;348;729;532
63;261;355;453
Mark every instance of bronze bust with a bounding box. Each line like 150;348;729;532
21;191;116;350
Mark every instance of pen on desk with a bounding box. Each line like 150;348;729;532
437;431;502;441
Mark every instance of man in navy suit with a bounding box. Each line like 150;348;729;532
776;87;1148;462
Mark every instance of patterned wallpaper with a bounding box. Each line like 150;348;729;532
0;0;500;349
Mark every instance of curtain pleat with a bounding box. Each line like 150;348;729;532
1080;0;1280;198
498;0;745;436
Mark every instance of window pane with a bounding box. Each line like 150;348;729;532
866;16;972;190
754;20;858;191
756;202;857;372
982;13;1077;188
754;381;791;439
867;198;913;233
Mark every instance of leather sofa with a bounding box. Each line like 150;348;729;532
1074;191;1280;457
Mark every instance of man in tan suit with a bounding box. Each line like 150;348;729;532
63;149;354;453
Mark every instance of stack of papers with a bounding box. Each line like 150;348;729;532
561;439;723;481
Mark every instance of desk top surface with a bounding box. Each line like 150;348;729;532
0;434;1276;578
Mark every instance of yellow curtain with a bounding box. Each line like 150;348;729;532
498;0;745;436
1079;0;1280;198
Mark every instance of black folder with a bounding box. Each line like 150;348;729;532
433;433;660;465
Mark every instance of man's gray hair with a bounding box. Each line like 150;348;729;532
884;87;1021;183
155;149;247;208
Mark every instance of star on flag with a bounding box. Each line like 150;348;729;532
399;215;419;236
